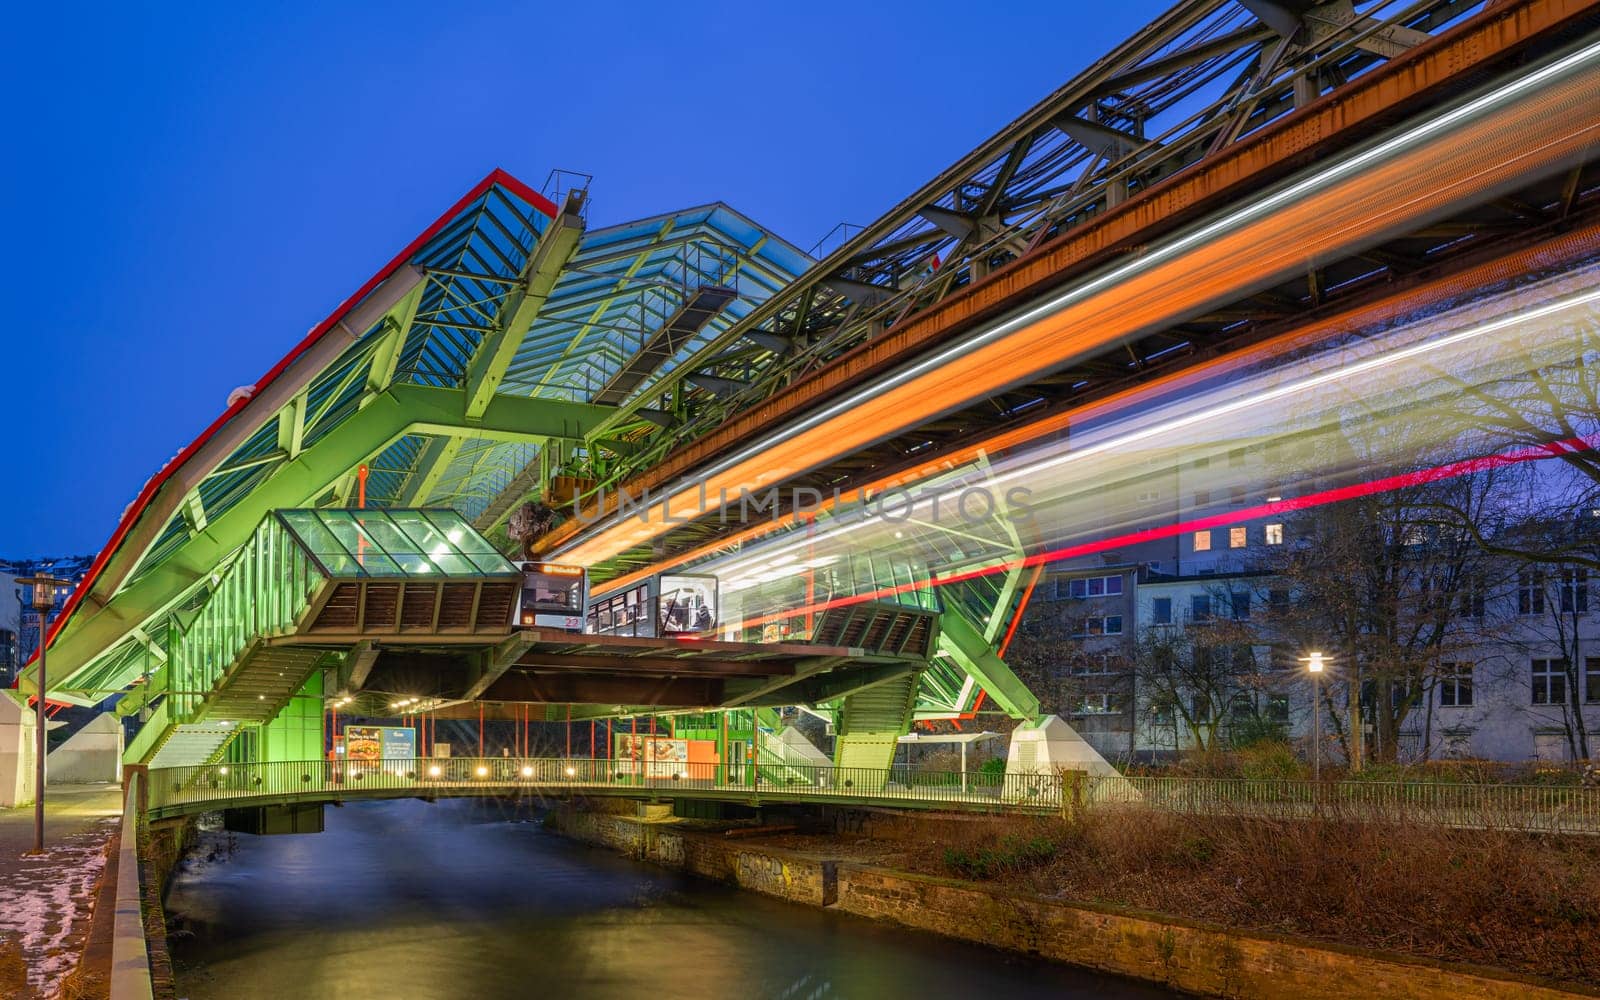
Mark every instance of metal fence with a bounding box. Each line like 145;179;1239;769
1083;775;1600;834
140;759;1600;833
141;758;1067;816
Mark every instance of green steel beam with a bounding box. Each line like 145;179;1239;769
936;607;1040;720
33;384;615;698
464;197;585;419
395;435;465;506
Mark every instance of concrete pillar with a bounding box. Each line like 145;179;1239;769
46;712;125;784
0;695;38;807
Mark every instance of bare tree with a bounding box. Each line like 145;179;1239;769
1511;542;1598;761
1133;603;1262;755
1256;463;1507;765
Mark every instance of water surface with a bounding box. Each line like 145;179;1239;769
167;798;1175;999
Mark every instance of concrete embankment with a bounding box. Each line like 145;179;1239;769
547;805;1597;1000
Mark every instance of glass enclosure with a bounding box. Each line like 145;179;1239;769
276;509;517;578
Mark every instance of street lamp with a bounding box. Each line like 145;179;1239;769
1300;651;1327;781
19;574;69;854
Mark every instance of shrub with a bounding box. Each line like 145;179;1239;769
943;834;1058;880
1234;740;1307;781
1228;714;1287;749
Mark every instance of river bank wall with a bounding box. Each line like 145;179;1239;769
547;805;1596;1000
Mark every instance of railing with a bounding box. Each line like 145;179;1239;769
1084;775;1600;834
166;514;326;721
139;760;1600;833
143;758;1065;815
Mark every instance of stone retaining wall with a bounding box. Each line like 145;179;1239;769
548;806;1595;1000
549;808;835;906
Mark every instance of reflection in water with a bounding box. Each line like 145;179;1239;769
167;799;1173;999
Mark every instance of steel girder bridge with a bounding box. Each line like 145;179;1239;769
19;0;1600;785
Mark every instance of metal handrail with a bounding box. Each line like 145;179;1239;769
139;759;1600;833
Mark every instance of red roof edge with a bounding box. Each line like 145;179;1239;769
36;168;559;667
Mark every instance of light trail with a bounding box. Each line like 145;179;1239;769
553;40;1600;567
704;270;1600;589
724;433;1600;633
591;224;1600;597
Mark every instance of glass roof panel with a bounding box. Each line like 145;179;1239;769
273;508;514;577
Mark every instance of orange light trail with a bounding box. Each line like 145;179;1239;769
557;45;1600;569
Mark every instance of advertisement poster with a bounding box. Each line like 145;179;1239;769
614;735;688;777
345;726;383;762
381;727;416;761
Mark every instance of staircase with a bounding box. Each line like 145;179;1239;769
123;508;519;766
756;709;832;785
833;674;919;787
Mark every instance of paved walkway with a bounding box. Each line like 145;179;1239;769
0;784;124;999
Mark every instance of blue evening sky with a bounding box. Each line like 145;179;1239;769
0;0;1167;556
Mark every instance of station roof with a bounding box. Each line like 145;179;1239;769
31;168;811;702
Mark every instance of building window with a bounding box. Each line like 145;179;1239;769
1460;577;1486;620
1269;588;1290;609
1532;658;1566;705
1265;523;1284;545
1071;653;1122;676
1229;447;1246;468
1194;490;1211;507
1231;591;1251;620
1229;526;1247;549
1194;456;1209;469
1076;693;1120;715
1588;658;1600;704
1071;615;1123;637
1266;695;1290;722
1066;575;1123;599
1193;531;1212;552
1192;696;1211;723
1137;489;1160;503
1560;569;1589;614
1439;663;1472;707
1229;485;1247;505
1152;597;1172;625
1518;572;1546;616
1191;594;1212;622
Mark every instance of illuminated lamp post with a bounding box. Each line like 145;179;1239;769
19;574;69;853
1300;651;1327;782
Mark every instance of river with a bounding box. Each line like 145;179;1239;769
166;798;1174;999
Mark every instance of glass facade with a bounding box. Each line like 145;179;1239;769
276;509;516;579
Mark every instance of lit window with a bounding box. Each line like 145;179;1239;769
1229;526;1247;548
1265;523;1284;545
1193;531;1212;552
